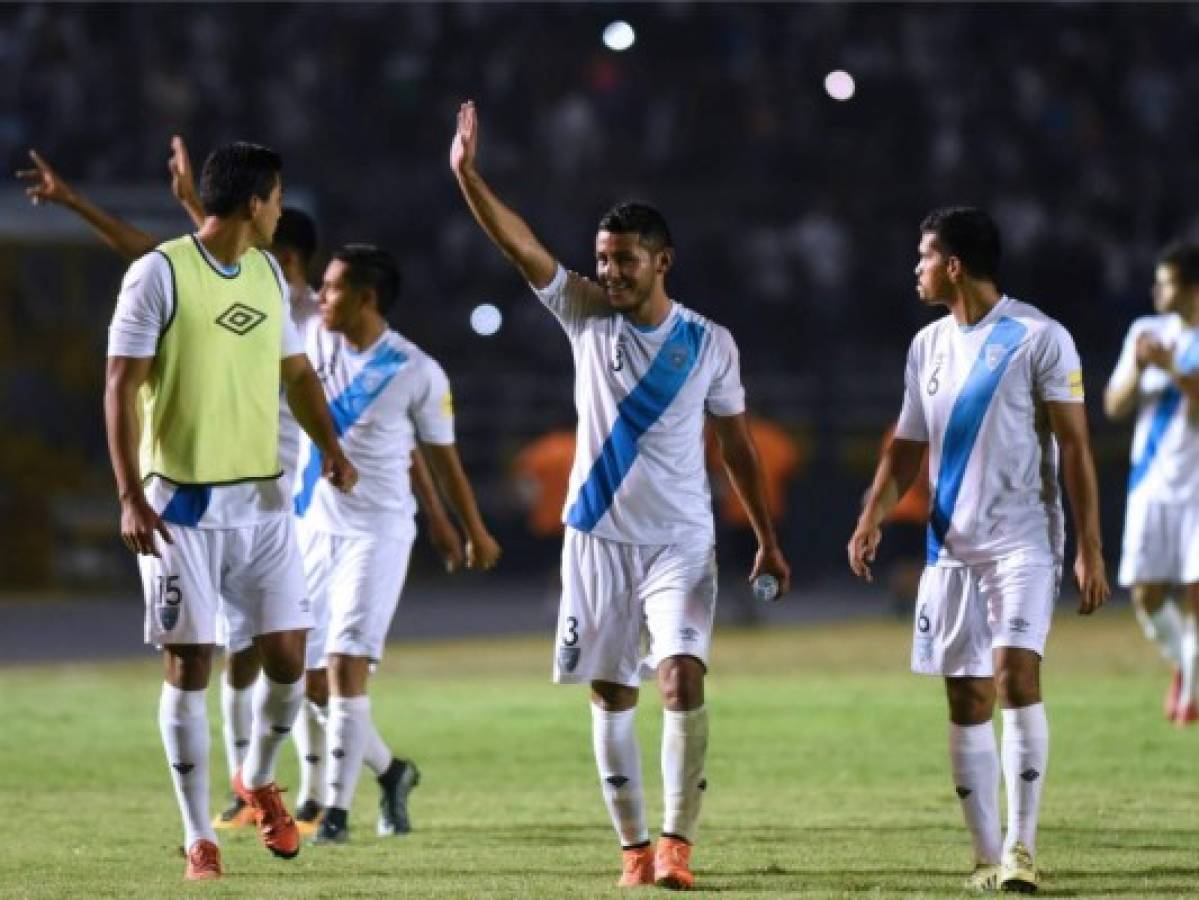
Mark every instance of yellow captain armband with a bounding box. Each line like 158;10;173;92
440;391;455;418
1068;369;1085;399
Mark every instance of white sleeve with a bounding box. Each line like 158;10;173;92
894;338;929;441
261;250;303;359
107;253;172;358
705;326;746;416
1033;321;1085;403
1105;319;1147;394
531;265;609;335
411;356;456;446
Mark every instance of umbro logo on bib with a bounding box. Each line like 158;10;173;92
215;302;267;336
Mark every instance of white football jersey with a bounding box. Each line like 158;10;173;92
1107;313;1199;504
534;265;745;546
277;285;321;485
292;325;454;538
895;296;1084;566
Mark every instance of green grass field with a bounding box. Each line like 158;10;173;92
1;608;1196;898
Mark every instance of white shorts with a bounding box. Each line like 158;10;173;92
298;522;414;668
1118;495;1199;587
553;528;717;687
139;514;311;648
911;556;1059;678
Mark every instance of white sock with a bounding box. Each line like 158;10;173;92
661;706;709;843
219;678;253;783
948;721;1002;864
159;683;216;848
363;718;393;776
591;704;648;847
1135;602;1183;665
1180;614;1198;708
1001;703;1049;856
242;675;304;789
326;695;370;810
294;701;327;805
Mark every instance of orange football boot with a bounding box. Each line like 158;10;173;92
654;835;695;890
232;768;301;859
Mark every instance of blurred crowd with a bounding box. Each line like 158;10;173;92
3;2;1197;586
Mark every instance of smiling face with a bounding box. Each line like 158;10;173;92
594;230;668;314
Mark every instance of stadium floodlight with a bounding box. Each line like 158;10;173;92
603;20;636;52
470;303;503;336
824;69;856;102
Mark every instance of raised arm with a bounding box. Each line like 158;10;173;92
19;150;156;260
1047;401;1110;614
449;100;558;289
168;135;205;229
709;413;791;596
411;446;466;573
104;355;172;555
847;434;927;582
280;353;358;493
421;442;501;571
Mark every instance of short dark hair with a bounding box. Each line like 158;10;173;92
597;202;673;253
920;206;1001;282
1158;241;1199;288
332;244;402;313
199;142;282;217
273;207;318;266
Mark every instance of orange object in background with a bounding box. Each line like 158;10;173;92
705;416;802;528
512;429;576;537
882;424;929;524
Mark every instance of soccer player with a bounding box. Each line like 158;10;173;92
1104;242;1199;725
295;243;501;844
848;207;1109;893
20;145;465;829
104;141;356;879
450;100;791;890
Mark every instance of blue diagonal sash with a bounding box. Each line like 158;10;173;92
926;317;1028;563
566;319;706;531
1128;332;1199;493
294;344;407;516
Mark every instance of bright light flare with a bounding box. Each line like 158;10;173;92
824;70;856;101
603;20;636;52
470;303;503;336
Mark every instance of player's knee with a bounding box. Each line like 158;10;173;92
305;668;330;706
1133;583;1168;613
658;656;705;711
227;647;261;689
994;663;1039;708
591;680;638;711
164;644;214;691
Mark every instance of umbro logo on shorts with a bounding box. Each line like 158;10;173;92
215;302;267;336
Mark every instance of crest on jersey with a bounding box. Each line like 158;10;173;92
985;344;1006;371
666;343;690;371
158;602;180;631
558;646;581;673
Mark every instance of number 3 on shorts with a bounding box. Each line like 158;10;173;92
562;615;579;647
